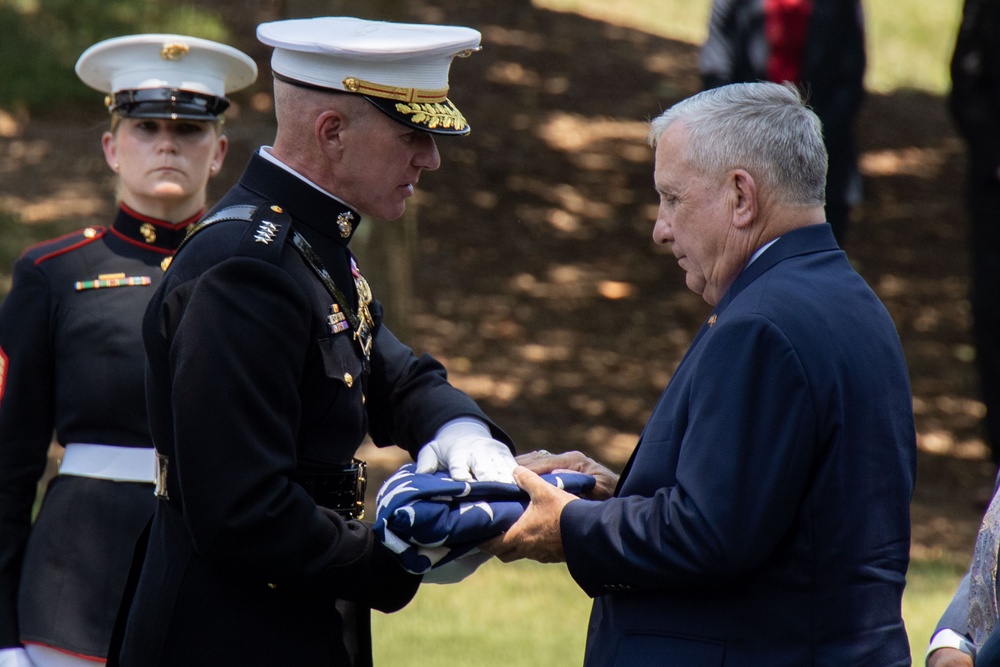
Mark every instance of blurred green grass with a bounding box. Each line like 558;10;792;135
373;556;967;665
374;560;591;666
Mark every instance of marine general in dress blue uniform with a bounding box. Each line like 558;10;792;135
111;17;518;667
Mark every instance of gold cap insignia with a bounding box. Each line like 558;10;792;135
161;43;190;61
395;101;467;132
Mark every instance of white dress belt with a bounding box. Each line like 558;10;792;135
58;443;155;483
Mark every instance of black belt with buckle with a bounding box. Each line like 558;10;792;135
292;459;368;520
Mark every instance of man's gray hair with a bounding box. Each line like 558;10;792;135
648;82;828;206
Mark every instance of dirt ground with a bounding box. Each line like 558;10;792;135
0;0;992;566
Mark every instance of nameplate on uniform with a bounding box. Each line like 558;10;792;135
74;272;152;291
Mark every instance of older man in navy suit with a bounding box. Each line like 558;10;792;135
486;81;916;666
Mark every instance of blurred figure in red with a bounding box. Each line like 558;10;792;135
700;0;867;245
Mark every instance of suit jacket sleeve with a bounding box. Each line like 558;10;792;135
561;313;817;597
936;573;973;639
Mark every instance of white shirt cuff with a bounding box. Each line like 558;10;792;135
927;628;976;664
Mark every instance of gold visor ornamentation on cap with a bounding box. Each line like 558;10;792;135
160;43;190;60
395;101;467;131
342;77;448;104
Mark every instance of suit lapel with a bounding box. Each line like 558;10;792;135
614;224;840;493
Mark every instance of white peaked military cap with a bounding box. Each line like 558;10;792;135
75;34;258;121
256;16;481;135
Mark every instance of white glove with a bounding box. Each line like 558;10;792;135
415;418;517;484
0;647;35;667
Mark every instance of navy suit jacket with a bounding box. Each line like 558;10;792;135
562;224;916;666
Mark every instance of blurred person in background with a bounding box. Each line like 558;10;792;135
948;0;1000;470
0;34;256;667
700;0;867;245
925;6;1000;662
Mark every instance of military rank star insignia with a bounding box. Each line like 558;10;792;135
254;220;279;244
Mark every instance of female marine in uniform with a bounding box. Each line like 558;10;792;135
0;34;256;666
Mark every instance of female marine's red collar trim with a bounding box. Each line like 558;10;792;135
120;202;203;230
111;204;203;253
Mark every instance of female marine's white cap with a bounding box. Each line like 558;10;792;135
75;33;258;120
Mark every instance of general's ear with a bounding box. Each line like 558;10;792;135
316;109;347;157
730;169;757;229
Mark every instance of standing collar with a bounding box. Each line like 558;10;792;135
110;203;200;253
238;151;362;245
257;147;354;208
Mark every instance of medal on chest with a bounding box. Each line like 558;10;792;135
350;257;374;360
289;229;375;371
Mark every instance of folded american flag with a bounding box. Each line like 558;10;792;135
375;463;596;577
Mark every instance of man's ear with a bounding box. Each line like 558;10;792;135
316;109;347;159
730;169;757;229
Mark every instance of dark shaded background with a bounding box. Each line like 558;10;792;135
0;0;988;565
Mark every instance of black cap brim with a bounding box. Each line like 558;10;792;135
363;95;470;135
111;88;230;121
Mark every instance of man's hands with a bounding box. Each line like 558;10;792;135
415;418;517;483
481;465;576;563
516;450;619;500
417;438;618;563
481;449;618;563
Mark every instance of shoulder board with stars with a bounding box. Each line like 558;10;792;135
236;203;292;263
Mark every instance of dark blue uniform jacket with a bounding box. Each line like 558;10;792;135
116;153;512;667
